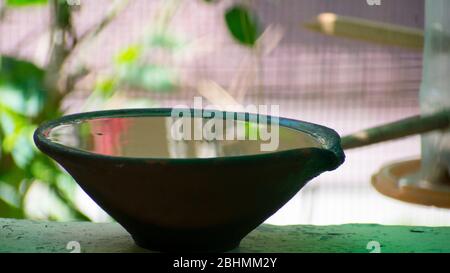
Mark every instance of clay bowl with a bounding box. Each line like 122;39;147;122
33;108;344;252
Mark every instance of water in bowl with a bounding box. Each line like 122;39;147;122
45;116;321;158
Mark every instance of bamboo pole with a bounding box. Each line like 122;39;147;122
304;13;424;50
341;110;450;150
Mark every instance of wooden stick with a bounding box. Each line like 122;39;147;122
341;110;450;150
304;13;424;50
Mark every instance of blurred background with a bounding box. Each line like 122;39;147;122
1;0;448;226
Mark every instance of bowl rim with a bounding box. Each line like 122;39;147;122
34;108;344;165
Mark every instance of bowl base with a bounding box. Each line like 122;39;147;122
132;235;241;253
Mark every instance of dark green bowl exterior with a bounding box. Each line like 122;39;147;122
34;108;345;252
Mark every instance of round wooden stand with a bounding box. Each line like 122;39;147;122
372;159;450;208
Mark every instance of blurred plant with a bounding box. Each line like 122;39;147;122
0;0;269;221
0;0;127;221
202;1;284;107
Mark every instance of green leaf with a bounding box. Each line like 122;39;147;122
0;108;18;135
0;108;35;169
147;32;185;51
0;183;21;208
30;156;59;184
119;64;178;92
94;77;118;98
0;198;23;218
0;56;46;117
0;165;27;187
224;5;260;47
0;165;26;218
55;173;77;199
114;45;142;65
6;0;48;6
7;125;36;169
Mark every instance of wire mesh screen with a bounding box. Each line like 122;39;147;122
2;0;448;225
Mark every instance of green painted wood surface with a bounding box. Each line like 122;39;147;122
1;218;449;253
